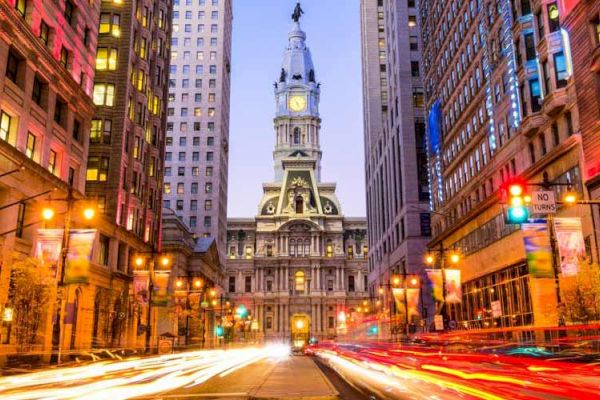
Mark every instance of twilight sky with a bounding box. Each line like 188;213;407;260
227;0;366;217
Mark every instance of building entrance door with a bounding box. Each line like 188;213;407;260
290;314;310;353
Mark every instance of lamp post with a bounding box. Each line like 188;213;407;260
41;188;97;364
134;253;171;353
424;247;461;329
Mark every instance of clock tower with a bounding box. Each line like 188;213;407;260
273;18;322;182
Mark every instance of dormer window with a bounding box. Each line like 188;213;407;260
295;195;303;213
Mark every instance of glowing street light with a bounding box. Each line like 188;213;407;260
563;192;578;205
193;278;203;289
160;256;170;268
83;207;95;220
410;277;418;286
425;254;435;265
392;276;401;286
295;319;305;330
378;287;384;295
42;207;55;221
450;253;460;265
134;257;144;268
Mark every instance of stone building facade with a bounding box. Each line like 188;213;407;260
563;0;600;254
360;0;433;324
225;15;369;342
420;0;593;329
163;0;232;261
0;0;100;358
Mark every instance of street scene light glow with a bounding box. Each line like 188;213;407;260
450;253;460;264
135;257;144;267
509;184;523;196
83;207;95;220
42;207;55;221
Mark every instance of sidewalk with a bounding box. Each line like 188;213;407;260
249;356;339;399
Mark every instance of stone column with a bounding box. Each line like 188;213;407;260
357;269;362;292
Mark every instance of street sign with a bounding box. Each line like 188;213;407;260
532;190;556;214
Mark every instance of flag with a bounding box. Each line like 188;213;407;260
554;218;585;277
64;229;97;284
391;288;421;318
444;269;462;304
522;223;554;278
152;271;171;307
426;269;444;301
35;229;63;277
133;271;150;304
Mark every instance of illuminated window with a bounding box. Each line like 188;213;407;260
0;111;12;142
326;241;333;257
60;47;69;68
205;199;212;210
93;84;115;106
408;15;417;27
25;132;36;160
245;246;253;260
48;149;58;175
164;182;171;194
140;37;147;59
96;48;118;71
15;0;26;17
39;20;49;45
177;183;184;194
295;271;305;292
86;156;109;181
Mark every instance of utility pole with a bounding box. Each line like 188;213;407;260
56;188;73;365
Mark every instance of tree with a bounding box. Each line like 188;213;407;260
8;258;54;351
559;263;600;325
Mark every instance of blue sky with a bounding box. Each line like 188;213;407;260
227;0;366;217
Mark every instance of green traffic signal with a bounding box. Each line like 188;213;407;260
507;205;529;224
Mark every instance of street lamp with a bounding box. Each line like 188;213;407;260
42;207;55;221
39;194;98;365
133;252;171;352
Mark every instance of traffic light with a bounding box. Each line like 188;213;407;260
506;183;529;224
215;325;224;337
369;325;378;335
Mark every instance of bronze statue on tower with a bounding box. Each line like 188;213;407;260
292;2;304;22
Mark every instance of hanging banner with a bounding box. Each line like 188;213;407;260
444;269;462;304
64;229;97;284
554;218;585;277
522;223;554;278
425;269;444;302
152;271;171;307
391;288;421;318
35;229;63;277
406;288;420;318
133;271;150;304
188;292;201;311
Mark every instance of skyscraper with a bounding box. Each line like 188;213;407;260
420;0;589;328
360;0;432;325
225;7;368;342
88;0;171;250
164;0;232;260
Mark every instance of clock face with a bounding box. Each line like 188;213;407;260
289;95;307;112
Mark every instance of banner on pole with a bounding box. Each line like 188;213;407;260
35;229;63;277
64;229;97;284
425;269;444;302
133;271;150;304
444;269;462;304
152;271;171;307
522;223;554;279
554;218;585;277
391;288;420;318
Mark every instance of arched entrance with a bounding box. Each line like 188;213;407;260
290;314;310;351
